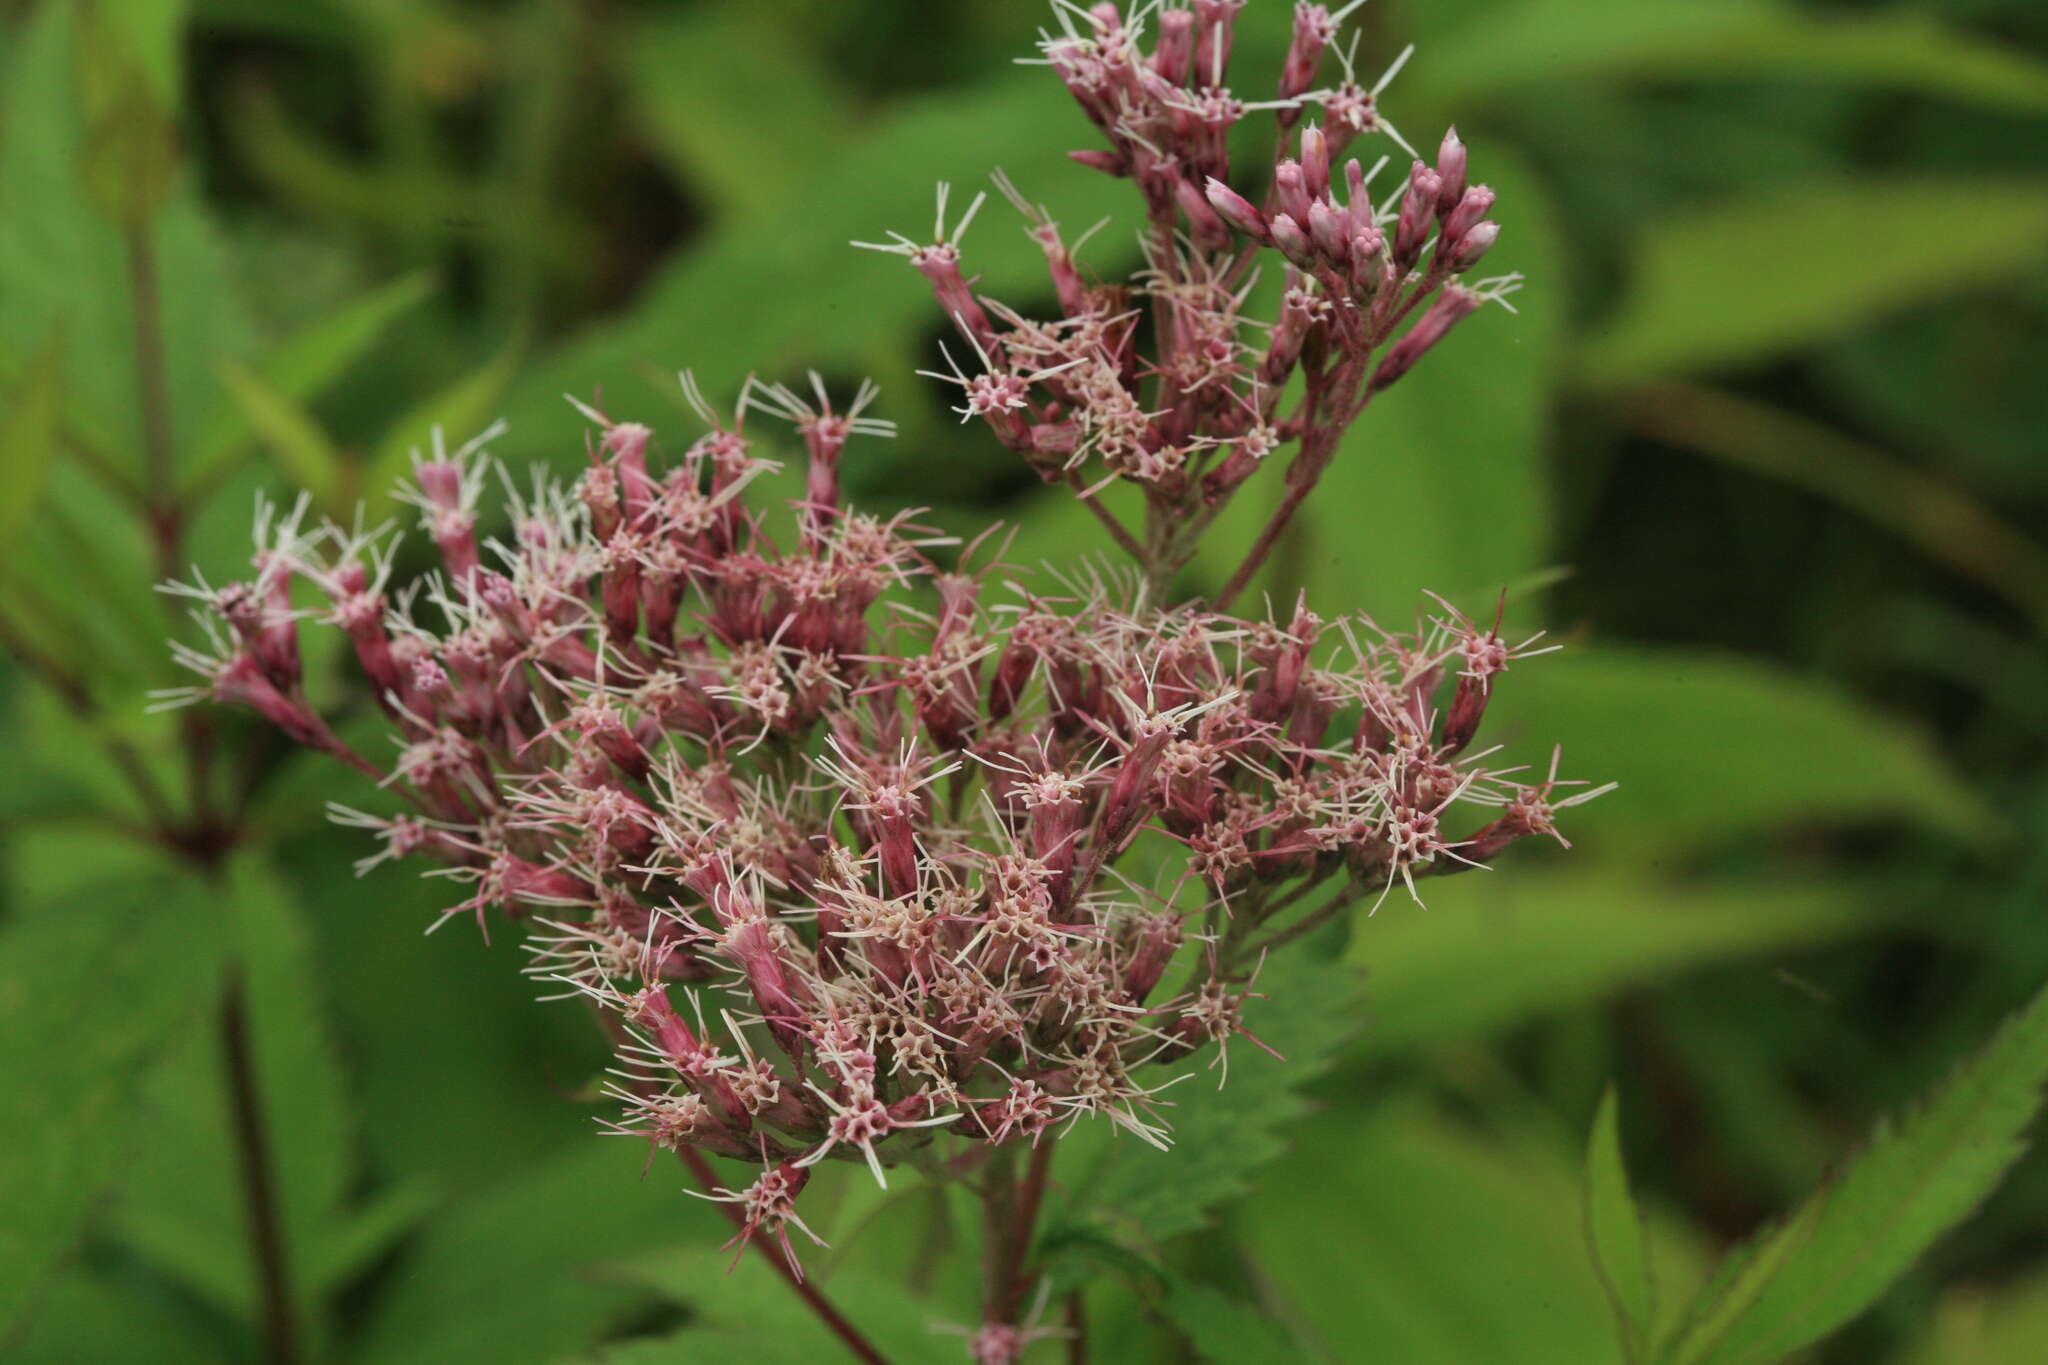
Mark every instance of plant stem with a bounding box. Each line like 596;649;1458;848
983;1138;1057;1330
1211;426;1341;612
673;1147;891;1365
219;969;301;1365
1064;1290;1088;1363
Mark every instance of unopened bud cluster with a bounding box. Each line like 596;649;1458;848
860;1;1520;594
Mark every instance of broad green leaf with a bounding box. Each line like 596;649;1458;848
1663;977;2048;1365
110;855;419;1351
1165;1276;1310;1364
598;1246;956;1365
349;1139;705;1365
215;360;346;510
1348;869;1871;1056
1241;1101;1628;1364
0;870;221;1340
570;1330;818;1365
1417;0;2048;118
1193;147;1561;618
1574;180;2048;388
0;333;63;557
183;269;435;498
1484;645;1993;852
1047;949;1366;1250
4;1261;222;1364
1585;1087;1658;1364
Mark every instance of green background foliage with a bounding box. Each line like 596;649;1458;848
3;0;2046;1360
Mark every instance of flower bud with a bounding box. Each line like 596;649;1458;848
1434;126;1467;213
1175;176;1233;253
1299;124;1331;199
1442;184;1495;247
1268;212;1313;268
1445;219;1499;273
1203;177;1268;241
1272;159;1313;229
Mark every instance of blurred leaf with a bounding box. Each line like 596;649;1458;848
1241;1101;1626;1364
1624;382;2048;633
75;0;183;227
598;1246;955;1365
1165;1275;1311;1363
571;1330;818;1365
216;360;346;510
0;870;220;1341
1488;646;1993;852
1048;950;1365;1253
349;1139;702;1365
364;326;526;511
1575;180;2048;388
623;7;855;225
0;0;253;483
1660;976;2048;1365
184;270;436;499
1585;1087;1658;1364
0;333;63;557
1349;868;1871;1055
1421;0;2048;117
1900;1269;2048;1365
4;1261;222;1364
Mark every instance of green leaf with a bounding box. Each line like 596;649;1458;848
1241;1101;1630;1364
363;326;526;512
1348;868;1872;1056
1585;1087;1658;1364
0;332;63;558
110;855;420;1351
349;1139;705;1365
0;0;253;485
1048;949;1366;1251
571;1330;819;1365
1661;977;2048;1365
1484;645;1994;853
1660;1195;1827;1365
1574;180;2048;388
1417;0;2048;118
183;269;435;498
0;870;221;1341
622;7;854;226
597;1246;956;1365
215;360;346;510
1165;1276;1311;1364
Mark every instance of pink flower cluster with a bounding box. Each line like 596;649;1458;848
859;1;1521;604
162;379;1601;1261
160;1;1607;1277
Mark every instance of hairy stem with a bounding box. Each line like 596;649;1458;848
219;970;301;1365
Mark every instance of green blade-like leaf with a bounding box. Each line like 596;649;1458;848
1663;977;2048;1365
1482;646;1993;854
1661;1195;1827;1365
1348;869;1873;1057
1573;180;2048;389
215;360;346;511
0;333;63;558
1418;0;2048;117
183;269;435;497
1585;1087;1658;1364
